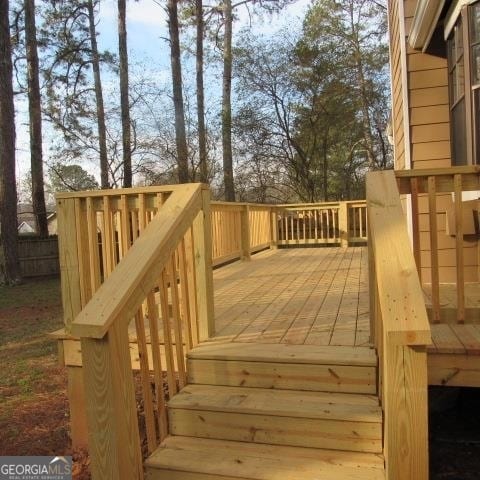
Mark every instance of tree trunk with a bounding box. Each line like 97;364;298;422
88;0;109;189
118;0;132;187
222;0;235;201
348;3;375;169
168;0;189;184
0;0;22;284
322;137;328;202
25;0;48;237
196;0;208;184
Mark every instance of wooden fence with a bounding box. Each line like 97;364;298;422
368;170;431;480
18;236;59;277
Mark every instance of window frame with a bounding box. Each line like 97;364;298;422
446;2;480;165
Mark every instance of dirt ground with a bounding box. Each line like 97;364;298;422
1;277;479;479
0;277;90;479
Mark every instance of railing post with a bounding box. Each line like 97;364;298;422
56;197;89;448
367;218;376;346
270;207;278;249
240;204;251;260
81;323;143;480
339;202;348;247
384;342;429;480
193;187;215;341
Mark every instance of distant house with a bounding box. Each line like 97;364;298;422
16;204;57;236
17;221;35;235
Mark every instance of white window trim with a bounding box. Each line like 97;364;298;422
409;0;446;51
445;0;479;40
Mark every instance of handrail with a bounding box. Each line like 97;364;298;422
367;170;431;480
56;184;186;199
71;183;203;339
69;183;214;479
396;165;480;194
368;172;431;345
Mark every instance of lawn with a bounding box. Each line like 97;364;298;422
0;277;90;478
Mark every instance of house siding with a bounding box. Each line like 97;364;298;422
389;0;479;283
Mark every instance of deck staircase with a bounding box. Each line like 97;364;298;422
144;343;385;480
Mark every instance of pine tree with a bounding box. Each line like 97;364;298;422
0;0;22;284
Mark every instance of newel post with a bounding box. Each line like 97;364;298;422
81;322;143;480
56;197;89;448
193;187;215;341
240;204;251;260
270;206;278;249
338;202;348;247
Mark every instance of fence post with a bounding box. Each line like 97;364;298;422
240;204;251;260
270;207;278;249
56;197;89;448
193;187;215;341
339;202;348;247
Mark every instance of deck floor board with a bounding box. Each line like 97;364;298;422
212;247;369;347
212;247;480;355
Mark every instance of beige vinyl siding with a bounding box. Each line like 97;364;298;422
390;0;479;282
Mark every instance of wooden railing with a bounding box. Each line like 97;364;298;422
275;201;367;247
210;202;272;266
64;184;213;479
56;188;369;453
57;194;367;303
347;201;368;243
367;170;431;480
395;166;480;323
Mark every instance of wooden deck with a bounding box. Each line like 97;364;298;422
212;247;370;347
211;247;480;364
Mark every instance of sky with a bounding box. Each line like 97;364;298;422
16;0;312;185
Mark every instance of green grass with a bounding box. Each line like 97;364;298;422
0;277;64;405
0;277;63;345
0;277;61;309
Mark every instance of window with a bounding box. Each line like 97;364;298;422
446;1;480;165
471;2;480;163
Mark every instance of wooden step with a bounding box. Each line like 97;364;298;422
168;385;382;453
187;343;377;394
145;436;386;480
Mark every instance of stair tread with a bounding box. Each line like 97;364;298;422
189;343;376;367
168;385;382;423
145;436;385;480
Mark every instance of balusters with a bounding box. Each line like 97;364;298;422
454;174;465;322
134;308;156;453
86;197;101;292
146;291;168;441
427;176;440;322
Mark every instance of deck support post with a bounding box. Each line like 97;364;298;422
57;197;89;448
384;342;429;480
193;187;215;341
339;202;348;247
81;323;143;480
240;205;251;260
